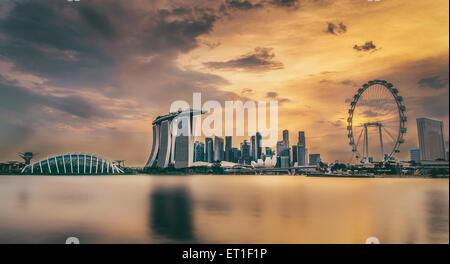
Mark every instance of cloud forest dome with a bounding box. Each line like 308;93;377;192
21;154;124;175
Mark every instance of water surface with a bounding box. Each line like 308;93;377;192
0;175;448;243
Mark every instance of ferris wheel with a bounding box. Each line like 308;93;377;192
347;80;407;163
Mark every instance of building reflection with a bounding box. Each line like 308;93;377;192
426;190;449;243
149;186;195;242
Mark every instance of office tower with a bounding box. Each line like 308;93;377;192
255;132;262;160
251;135;255;161
240;140;251;165
194;141;205;162
297;146;307;166
283;130;289;147
250;133;262;161
276;141;286;155
416;118;446;160
275;130;291;164
214;136;224;161
225;136;232;162
409;148;420;162
292;145;298;165
231;147;239;163
280;156;290;168
237;149;242;162
309;154;321;165
205;137;214;163
298;131;306;147
265;147;274;157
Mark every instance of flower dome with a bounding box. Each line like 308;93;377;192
21;153;124;175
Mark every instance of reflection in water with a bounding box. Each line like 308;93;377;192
426;190;449;243
0;176;448;243
149;187;195;242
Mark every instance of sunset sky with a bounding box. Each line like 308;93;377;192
0;0;448;165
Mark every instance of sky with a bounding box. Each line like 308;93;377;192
0;0;448;165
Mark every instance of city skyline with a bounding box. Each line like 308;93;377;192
0;0;448;166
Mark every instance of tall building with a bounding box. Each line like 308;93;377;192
231;147;239;163
145;109;205;168
194;141;205;162
416;118;446;160
292;145;298;165
214;136;224;161
297;146;308;166
309;154;321;165
298;131;306;147
240;140;251;165
283;130;289;147
156;120;172;168
250;132;262;161
205;137;214;163
276;138;290;166
251;135;255;161
265;147;274;157
225;136;232;162
279;156;290;168
409;148;420;162
255;132;262;160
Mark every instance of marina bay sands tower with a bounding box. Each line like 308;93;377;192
145;109;205;169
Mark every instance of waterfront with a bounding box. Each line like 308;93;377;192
0;175;448;244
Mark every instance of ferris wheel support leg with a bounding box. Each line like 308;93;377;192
364;125;369;162
379;125;384;161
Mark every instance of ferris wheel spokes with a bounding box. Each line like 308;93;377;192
347;80;407;164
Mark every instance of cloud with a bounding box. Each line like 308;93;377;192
220;0;300;11
320;79;357;86
202;40;221;49
408;93;450;119
418;75;449;90
353;41;377;52
362;110;380;118
204;47;284;72
241;88;254;95
266;92;278;98
326;22;347;35
270;0;300;9
265;91;290;105
225;0;263;10
0;1;219;87
0;74;122;120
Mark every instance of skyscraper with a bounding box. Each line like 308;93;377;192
251;135;255;161
214;136;224;161
283;130;289;147
240;140;251;165
298;131;305;147
416;118;446;160
309;154;321;165
205;137;214;163
255;132;262;160
250;132;262;161
297;146;308;166
265;147;274;157
225;136;232;162
194;141;205;162
145;109;205;169
292;145;298;165
409;148;420;162
279;156;290;168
